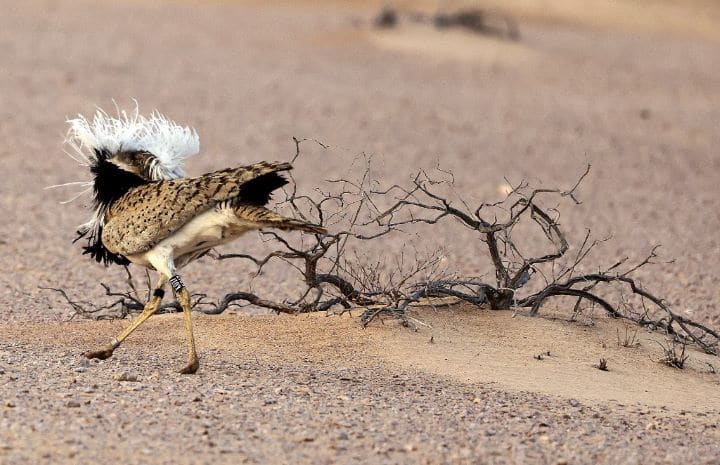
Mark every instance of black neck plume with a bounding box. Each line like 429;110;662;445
91;156;148;208
75;154;149;266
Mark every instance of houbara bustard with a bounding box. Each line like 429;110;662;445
64;107;325;374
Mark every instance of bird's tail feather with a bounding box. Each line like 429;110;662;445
233;204;326;235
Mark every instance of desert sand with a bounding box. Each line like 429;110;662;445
1;0;719;464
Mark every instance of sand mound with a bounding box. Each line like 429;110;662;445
5;306;718;412
365;307;720;411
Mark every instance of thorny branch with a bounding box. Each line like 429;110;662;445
48;141;719;356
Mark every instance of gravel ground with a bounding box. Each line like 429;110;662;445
4;354;718;465
1;0;719;463
1;313;720;465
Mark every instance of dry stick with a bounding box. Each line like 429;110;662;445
199;292;297;315
518;273;718;355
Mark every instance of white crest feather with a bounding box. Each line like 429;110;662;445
65;105;200;180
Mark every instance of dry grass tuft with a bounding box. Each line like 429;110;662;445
594;358;609;371
657;341;689;369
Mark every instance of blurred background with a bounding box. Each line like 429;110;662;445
1;0;718;327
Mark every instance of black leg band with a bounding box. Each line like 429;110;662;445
169;275;185;292
153;288;165;299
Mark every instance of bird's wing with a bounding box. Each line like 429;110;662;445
102;161;292;256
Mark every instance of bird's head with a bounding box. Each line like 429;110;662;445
87;149;149;205
97;149;180;182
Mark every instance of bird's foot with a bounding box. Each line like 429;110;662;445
85;346;115;360
179;357;199;375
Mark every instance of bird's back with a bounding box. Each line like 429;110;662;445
102;161;292;257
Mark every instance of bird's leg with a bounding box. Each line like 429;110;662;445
170;275;200;375
85;277;168;360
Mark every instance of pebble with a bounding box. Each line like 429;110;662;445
113;372;139;382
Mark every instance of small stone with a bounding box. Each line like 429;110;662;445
4;400;15;408
66;400;81;408
113;372;138;382
338;432;349;440
458;448;472;458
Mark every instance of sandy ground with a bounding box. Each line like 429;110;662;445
1;307;719;464
1;0;720;463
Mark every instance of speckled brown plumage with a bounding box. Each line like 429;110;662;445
101;161;313;257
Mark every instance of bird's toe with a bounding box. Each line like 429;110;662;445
85;347;115;360
179;358;200;375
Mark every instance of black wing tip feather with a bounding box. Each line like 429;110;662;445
239;172;289;205
74;228;130;266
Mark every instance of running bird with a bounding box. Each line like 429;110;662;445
65;108;325;374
